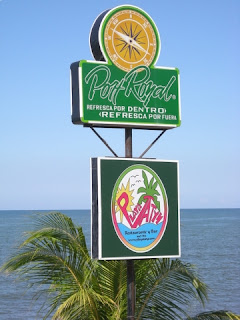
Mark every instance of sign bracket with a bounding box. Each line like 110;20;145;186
90;127;119;157
139;129;167;158
90;126;168;159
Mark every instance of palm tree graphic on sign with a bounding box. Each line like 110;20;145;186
137;170;161;211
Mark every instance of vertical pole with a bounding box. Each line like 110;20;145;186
125;128;132;158
125;128;135;320
127;260;135;319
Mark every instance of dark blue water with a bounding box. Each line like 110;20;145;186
0;209;239;319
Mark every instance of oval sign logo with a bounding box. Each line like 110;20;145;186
111;164;168;252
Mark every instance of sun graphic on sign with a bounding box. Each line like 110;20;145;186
115;179;134;222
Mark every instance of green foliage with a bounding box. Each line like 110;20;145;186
1;212;239;320
188;310;240;320
137;170;160;210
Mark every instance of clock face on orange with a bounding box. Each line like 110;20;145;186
99;6;160;72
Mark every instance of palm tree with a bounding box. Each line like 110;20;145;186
1;212;239;320
137;169;160;211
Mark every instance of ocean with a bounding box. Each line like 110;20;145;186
0;209;239;319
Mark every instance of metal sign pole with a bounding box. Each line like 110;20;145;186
70;4;181;318
125;128;135;319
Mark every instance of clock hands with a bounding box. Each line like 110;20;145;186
130;38;149;56
111;28;150;57
112;29;132;45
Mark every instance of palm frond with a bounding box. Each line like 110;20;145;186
188;310;240;320
137;187;147;194
134;258;208;320
149;176;154;188
0;212;113;319
142;169;149;189
97;260;127;319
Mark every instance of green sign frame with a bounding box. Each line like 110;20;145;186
91;157;180;260
71;61;181;129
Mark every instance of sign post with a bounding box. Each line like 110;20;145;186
71;4;181;319
125;128;135;319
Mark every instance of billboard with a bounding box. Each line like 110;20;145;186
71;5;181;129
91;157;180;260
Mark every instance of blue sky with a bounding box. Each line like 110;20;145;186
0;0;239;210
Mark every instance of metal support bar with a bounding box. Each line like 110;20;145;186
90;127;118;157
127;259;135;320
139;129;167;158
125;128;132;158
125;128;135;320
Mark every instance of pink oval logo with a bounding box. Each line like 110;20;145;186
111;164;168;252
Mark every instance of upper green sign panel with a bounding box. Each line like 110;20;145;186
70;5;181;129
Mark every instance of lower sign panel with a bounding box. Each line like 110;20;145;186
91;157;180;260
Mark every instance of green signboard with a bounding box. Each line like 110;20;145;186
71;61;180;129
71;4;181;129
91;157;180;260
